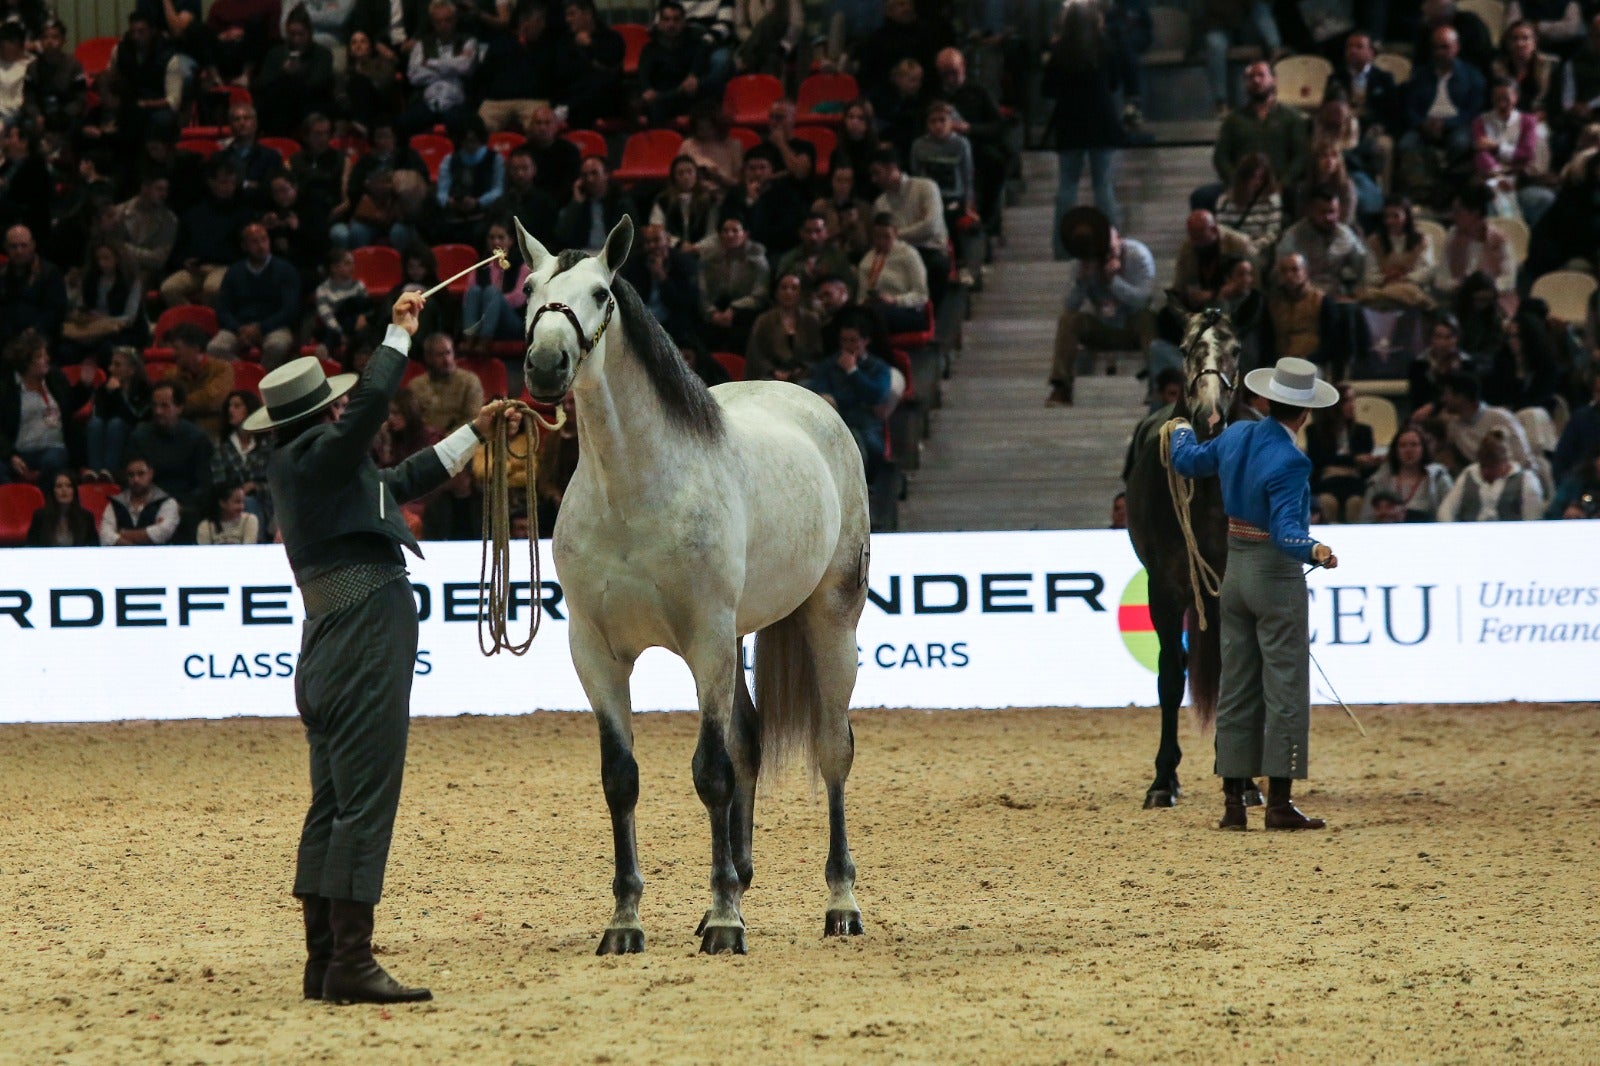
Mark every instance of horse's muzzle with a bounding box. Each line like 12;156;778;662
524;348;573;403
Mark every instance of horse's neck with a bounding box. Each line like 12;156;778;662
571;335;681;507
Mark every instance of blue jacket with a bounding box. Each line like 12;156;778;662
1169;418;1321;564
1403;59;1485;133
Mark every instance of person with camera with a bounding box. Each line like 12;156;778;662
1166;357;1340;832
255;291;519;1005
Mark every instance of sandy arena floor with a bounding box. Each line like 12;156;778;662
1;703;1596;1064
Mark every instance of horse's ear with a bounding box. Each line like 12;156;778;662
600;215;634;279
1231;290;1263;336
1164;289;1192;330
514;217;552;273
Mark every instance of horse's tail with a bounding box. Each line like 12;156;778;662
753;610;822;782
1186;598;1221;733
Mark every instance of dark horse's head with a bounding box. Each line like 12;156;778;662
1171;303;1241;440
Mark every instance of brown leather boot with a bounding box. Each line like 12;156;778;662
1264;777;1326;831
1217;778;1248;831
300;894;334;1000
322;899;432;1005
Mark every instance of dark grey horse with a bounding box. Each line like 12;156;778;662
1124;305;1260;809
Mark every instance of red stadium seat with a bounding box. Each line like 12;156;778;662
796;73;858;126
886;348;915;401
432;243;479;296
177;138;221;158
612;129;684;186
317;357;343;379
460;355;510;398
63;365;106;388
887;303;936;352
75;36;118;77
259;136;301;161
409;133;454;181
488;130;525;160
77;482;118;523
616;23;649;75
791;125;836;176
728;126;760;152
351;246;402;296
711;352;746;381
723;74;783;128
562;128;608;161
0;483;44;546
150;304;219;346
232;361;266;398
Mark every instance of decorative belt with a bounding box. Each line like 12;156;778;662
299;563;406;619
1227;518;1271;542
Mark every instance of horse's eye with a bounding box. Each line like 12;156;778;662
593;288;607;306
523;279;533;295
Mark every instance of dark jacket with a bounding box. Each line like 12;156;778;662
0;367;88;464
0;259;69;344
528;137;582;204
620;248;701;346
1326;64;1400;135
1043;42;1124;150
637;29;705;93
806;352;891;434
172;194;255;268
1403;59;1486;133
26;501;98;546
269;341;454;576
1307;421;1376;489
127;418;214;504
476;28;570;101
216;255;302;334
553;189;637;253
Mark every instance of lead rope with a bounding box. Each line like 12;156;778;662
1158;418;1224;630
478;400;567;656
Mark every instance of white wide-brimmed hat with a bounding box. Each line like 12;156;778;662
1243;357;1339;409
242;356;359;432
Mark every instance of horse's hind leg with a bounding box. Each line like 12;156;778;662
1145;583;1186;809
728;641;761;901
805;614;864;937
573;631;645;955
687;634;746;955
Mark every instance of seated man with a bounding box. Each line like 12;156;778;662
1407;313;1477;417
1397;26;1485;202
869;148;951;311
1277;189;1370;298
126;381;215;535
1171;210;1255;313
1433;184;1518;299
0;224;68;346
720;145;807;260
1047;222;1157;406
210;223;301;367
406;333;485;435
619;223;702;348
1437;429;1545;519
933;46;1011;236
857;212;931;334
807;313;893;474
98;455;180;546
697;213;771;353
1436;369;1541;482
1266;252;1338;367
637;0;708;126
776;213;857;303
163;323;235;441
160;156;254;308
552;157;634;255
433;116;506;247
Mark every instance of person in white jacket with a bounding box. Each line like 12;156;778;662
856;213;930;333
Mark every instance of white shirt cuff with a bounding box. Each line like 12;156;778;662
433;423;480;477
383;323;413;359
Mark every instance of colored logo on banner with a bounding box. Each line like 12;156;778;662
1118;569;1159;673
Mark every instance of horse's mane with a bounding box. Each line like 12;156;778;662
554;249;725;441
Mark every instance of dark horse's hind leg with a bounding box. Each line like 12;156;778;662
726;646;761;902
1144;585;1187;809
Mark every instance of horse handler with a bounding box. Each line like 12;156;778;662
1165;357;1339;832
248;292;518;1003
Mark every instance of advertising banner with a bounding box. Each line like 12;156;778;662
1;524;1597;723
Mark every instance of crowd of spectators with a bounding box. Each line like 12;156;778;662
1;0;1019;546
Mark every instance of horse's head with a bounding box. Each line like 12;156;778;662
1174;303;1240;439
515;215;633;402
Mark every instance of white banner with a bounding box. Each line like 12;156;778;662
2;525;1597;723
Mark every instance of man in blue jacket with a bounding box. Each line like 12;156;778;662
1400;26;1485;166
1167;357;1340;831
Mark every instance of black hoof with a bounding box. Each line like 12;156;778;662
595;927;645;956
1143;789;1177;809
1242;781;1264;807
824;910;864;937
699;924;746;955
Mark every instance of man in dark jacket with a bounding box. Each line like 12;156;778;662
524;103;582;205
255;8;336;137
637;0;707;126
807;312;893;473
553;156;636;253
0;225;68;346
254;291;515;1004
621;222;702;347
159;156;255;307
476;3;569;133
209;223;302;366
126;380;214;532
501;146;560;247
110;10;174;149
933;46;1011;235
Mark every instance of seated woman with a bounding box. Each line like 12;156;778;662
383;243;461;344
856;212;930;334
1212;152;1282;264
25;470;98;546
814;163;872;261
649;155;721;251
746;272;823;382
1437;430;1545;521
1483;298;1560;413
1307;383;1379;523
681;101;745;192
84;346;151;482
211;389;274;533
61;242;147;361
373;390;442;539
196;480;261;545
462;219;532;353
1;330;88;489
1360;425;1455;522
1359;196;1435;309
1296;138;1363;232
697;213;771;353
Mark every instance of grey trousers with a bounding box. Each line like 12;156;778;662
1215;538;1311;780
293;578;418;904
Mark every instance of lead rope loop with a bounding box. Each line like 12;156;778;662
1159;418;1224;630
478;400;567;656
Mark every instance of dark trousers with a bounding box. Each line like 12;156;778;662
293;577;418;904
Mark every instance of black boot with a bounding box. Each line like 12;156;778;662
300;894;334;1000
322;899;432;1005
1218;778;1248;831
1264;777;1325;831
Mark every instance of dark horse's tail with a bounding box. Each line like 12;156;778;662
1186;595;1222;733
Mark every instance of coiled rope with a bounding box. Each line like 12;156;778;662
1158;418;1223;630
478;400;567;656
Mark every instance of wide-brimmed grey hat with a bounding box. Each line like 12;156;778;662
242;356;358;432
1243;357;1339;409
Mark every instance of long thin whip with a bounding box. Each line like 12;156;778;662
422;249;510;300
1304;560;1369;736
1158;419;1223;629
478;400;566;656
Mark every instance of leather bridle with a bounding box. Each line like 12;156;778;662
527;294;615;371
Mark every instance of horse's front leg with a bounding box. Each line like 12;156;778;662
1146;584;1186;809
688;635;745;954
727;641;760;903
572;628;644;955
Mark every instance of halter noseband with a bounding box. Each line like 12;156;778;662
1184;307;1236;399
527;294;615;366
